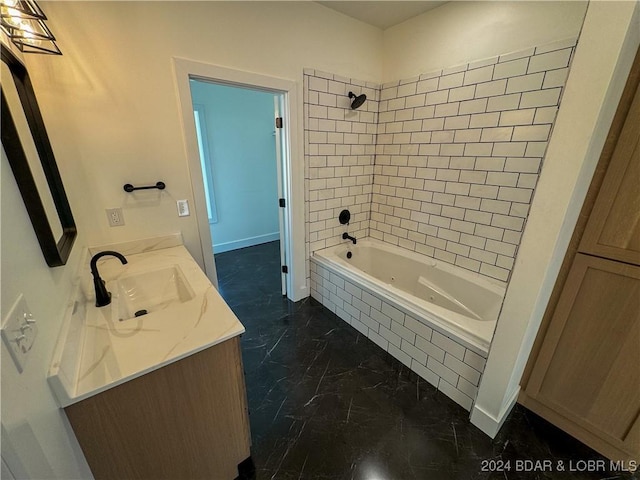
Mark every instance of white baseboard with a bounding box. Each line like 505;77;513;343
470;386;520;438
213;232;280;254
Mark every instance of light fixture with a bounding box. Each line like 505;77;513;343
0;0;61;55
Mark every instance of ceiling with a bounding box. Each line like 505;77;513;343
317;1;447;30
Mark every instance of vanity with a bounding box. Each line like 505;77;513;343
48;236;251;479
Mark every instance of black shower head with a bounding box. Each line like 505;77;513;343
348;91;367;110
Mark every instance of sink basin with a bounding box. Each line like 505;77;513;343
114;265;196;321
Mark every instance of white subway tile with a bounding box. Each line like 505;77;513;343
520;88;561;108
493;58;529;79
431;331;466;360
480;198;511;214
497;186;533;203
499;109;535;126
383;303;407;324
401;338;427;364
480;263;509;281
410;360;440;388
362;291;383;311
504;157;542;173
398;82;418;97
454;129;482;143
444;115;471;130
416;77;439;94
464;65;494;85
439;72;464;90
449;85;476;102
475;79;507;98
491;214;525;232
474;224;504;241
443;64;467;75
438;379;473;411
405;93;427;108
427;356;459;385
464;349;487;370
379;324;401;347
463;143;493;157
434;102;460;118
543;68;569;89
470;112;500;128
492;142;527;157
455;256;481;273
528;48;572;74
426;90;449;105
470;247;498;264
512;124;551;142
457;377;479;399
525;141;548;157
486;93;521;112
388;344;412;367
505;72;544;93
459;98;488;115
480;127;513;142
367;329;389;351
517;173;538;189
534;106;558;124
444;353;481;385
486;172;518;187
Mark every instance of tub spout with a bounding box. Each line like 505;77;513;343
342;232;357;244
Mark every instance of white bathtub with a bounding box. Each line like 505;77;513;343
312;238;506;353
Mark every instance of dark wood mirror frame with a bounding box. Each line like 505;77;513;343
1;44;76;267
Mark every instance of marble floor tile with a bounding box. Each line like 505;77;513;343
214;242;635;480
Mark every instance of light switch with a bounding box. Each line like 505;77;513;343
2;294;38;373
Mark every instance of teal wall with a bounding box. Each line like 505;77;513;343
190;80;279;252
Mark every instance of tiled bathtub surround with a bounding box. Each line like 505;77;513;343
303;69;380;266
310;259;487;411
370;38;577;282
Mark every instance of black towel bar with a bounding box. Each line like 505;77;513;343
123;181;166;192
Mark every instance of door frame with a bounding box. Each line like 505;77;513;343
173;58;305;300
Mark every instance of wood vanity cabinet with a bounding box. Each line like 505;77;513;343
519;50;640;463
64;336;251;480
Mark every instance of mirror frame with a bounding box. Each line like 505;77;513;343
1;44;76;267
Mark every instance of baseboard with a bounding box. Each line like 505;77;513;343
213;232;279;254
471;386;520;438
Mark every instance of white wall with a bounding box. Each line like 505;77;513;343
4;2;381;477
24;1;382;271
382;1;588;83
190;81;279;253
471;1;640;437
1;56;92;477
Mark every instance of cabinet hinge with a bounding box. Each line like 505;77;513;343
279;198;286;208
281;265;288;274
275;117;283;129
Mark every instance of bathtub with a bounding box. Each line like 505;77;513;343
310;238;506;409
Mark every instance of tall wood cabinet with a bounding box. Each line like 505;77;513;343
520;50;640;462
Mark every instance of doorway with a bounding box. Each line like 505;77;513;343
189;80;286;294
173;59;306;301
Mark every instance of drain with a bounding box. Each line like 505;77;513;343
134;309;148;317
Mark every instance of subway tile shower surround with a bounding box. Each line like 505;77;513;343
305;38;577;410
304;37;577;284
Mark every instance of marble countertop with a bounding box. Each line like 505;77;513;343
48;240;245;407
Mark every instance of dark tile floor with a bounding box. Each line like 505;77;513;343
215;241;636;480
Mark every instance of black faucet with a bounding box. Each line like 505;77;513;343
90;251;128;307
342;232;357;244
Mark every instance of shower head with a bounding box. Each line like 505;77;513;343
348;91;367;110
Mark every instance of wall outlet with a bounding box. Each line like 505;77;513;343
177;199;190;217
106;208;125;226
1;294;38;373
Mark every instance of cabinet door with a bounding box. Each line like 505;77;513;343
580;85;640;265
526;254;640;457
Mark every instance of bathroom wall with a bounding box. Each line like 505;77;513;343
190;81;280;253
382;1;588;83
370;38;577;282
26;1;383;292
1;48;92;477
304;69;379;261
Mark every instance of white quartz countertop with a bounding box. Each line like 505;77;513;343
48;243;245;407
